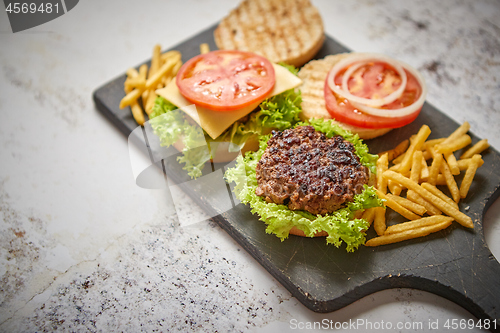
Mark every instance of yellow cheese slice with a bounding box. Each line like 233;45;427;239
155;63;302;139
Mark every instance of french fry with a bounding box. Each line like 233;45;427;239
420;155;429;181
435;174;447;186
124;77;146;91
439;159;460;203
382;171;473;228
146;56;181;90
398;125;431;174
377;153;389;194
427;148;443;185
200;43;210;54
373;207;386;236
161;50;182;63
148;44;162;78
406;190;442;215
410;150;422;183
434;134;472;154
456;157;484;171
386;193;427;216
130;102;145;126
421;182;458;209
459;154;482;198
384;216;454;235
444;152;460;175
378;139;409;162
387;180;403;196
440;121;471;145
361;208;376;225
365;220;452;246
120;88;143;109
422;138;446;151
376;189;421;221
126;67;139;78
460;139;489;159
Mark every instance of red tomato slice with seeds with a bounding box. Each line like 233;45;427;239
324;66;423;129
176;50;276;112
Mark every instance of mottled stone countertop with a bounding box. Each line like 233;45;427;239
1;0;499;332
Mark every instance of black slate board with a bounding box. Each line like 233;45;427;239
93;24;500;328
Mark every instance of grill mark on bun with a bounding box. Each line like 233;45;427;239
214;0;324;67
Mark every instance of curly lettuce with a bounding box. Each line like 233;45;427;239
224;119;383;252
148;87;302;178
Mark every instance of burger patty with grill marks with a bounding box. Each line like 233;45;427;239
255;126;369;215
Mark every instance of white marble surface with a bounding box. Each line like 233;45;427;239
0;0;499;332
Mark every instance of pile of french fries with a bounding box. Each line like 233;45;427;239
364;122;489;247
120;44;183;125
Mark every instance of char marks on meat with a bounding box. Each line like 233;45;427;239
255;126;369;215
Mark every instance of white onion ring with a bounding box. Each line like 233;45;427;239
341;60;407;107
327;53;407;108
350;60;427;118
326;53;427;119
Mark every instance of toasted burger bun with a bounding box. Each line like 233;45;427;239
214;0;325;67
298;53;393;140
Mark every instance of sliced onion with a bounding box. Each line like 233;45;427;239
341;60;407;107
350;60;427;118
327;53;408;108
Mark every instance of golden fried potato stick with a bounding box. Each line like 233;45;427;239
373;207;387;236
460;139;489;159
399;125;431;174
376;189;421;221
387;180;403;196
384;216;454;235
406;190;442;215
386;193;427;216
365;219;452;246
161;50;182;63
383;171;473;228
459;154;482;199
427;148;443;185
146;55;181;90
376;153;389;194
130;102;145;126
444;152;460;175
120;89;143;109
124;77;146;91
456;156;484;171
361;208;376;226
149;44;162;78
434;134;472;154
440;159;460;203
441;121;471;145
421;182;458;209
200;43;210;54
410;150;422;183
422;138;446;151
378;139;409;162
420;155;429;181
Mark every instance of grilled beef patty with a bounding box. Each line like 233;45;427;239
255;126;369;215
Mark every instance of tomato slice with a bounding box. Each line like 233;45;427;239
176;50;275;112
324;66;423;129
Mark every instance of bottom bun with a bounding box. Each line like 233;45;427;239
335;121;392;140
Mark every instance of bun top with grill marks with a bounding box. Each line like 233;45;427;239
214;0;325;67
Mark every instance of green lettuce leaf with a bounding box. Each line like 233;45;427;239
224;121;383;252
148;86;302;178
